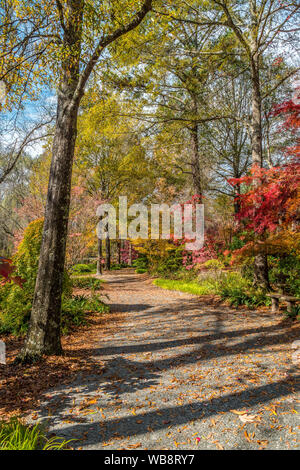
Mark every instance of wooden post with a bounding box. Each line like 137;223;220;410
271;297;279;313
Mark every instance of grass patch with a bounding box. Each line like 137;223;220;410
153;278;216;295
0;418;73;450
153;272;271;308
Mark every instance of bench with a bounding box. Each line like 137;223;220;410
266;293;299;313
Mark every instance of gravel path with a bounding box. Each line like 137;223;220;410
34;270;299;450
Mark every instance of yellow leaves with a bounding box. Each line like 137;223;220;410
132;237;177;272
87;398;97;405
263;405;278;416
78;398;98;410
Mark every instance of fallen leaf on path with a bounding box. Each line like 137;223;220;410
239;413;261;423
214;441;224;450
127;443;141;449
231;409;249;415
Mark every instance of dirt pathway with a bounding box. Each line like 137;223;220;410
35;270;299;449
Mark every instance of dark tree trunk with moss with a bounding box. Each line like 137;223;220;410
20;1;84;360
190;122;203;198
18;0;153;361
96;238;103;275
253;252;270;288
22;101;80;358
234;183;241;215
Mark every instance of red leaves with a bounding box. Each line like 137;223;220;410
0;257;25;288
229;161;300;235
0;257;13;279
271;99;300;131
227;93;300;264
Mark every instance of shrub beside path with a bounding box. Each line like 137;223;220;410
34;269;299;449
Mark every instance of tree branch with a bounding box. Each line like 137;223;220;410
73;0;153;104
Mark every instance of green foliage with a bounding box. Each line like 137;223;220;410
0;418;73;450
154;272;271;308
13;219;44;292
269;255;300;298
241;260;255;283
240;254;300;299
71;263;96;274
171;267;199;282
203;259;225;270
71;276;103;291
150;247;183;276
61;294;109;335
216;273;270;307
228;233;248;252
133;256;149;273
283;304;300;320
0;283;32;334
0;219;72;335
110;263;127;270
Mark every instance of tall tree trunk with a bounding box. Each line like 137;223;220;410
234;183;241;215
105;236;111;271
20;0;83;360
250;53;270;290
190;95;203;200
21;99;80;359
17;0;153;362
96;238;103;275
190;122;203;198
250;60;263;168
117;240;121;265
